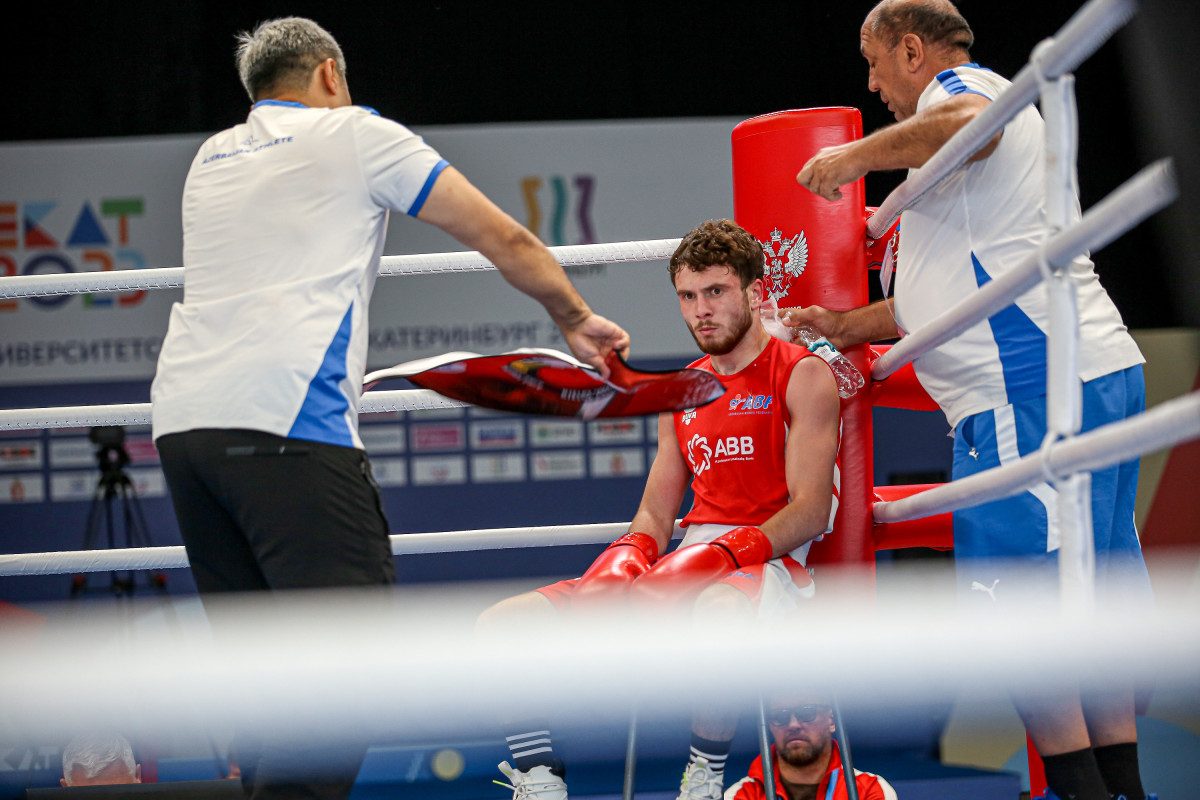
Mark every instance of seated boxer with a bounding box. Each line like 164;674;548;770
478;219;843;800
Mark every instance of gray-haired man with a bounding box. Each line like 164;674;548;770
152;17;629;800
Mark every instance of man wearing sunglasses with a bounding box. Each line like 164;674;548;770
726;697;896;800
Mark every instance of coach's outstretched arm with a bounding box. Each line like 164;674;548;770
418;166;630;377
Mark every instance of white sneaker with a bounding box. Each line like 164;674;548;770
496;761;568;800
677;757;723;800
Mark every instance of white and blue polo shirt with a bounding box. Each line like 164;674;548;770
152;101;448;449
893;63;1143;430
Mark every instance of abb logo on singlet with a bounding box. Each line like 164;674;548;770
687;434;755;474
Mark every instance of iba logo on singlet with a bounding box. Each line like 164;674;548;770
687;434;755;475
727;393;773;414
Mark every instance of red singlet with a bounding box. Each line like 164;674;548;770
676;337;833;528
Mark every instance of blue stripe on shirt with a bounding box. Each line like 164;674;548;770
407;159;450;218
935;67;993;100
972;253;1047;403
288;303;356;447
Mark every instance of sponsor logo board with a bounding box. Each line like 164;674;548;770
0;440;42;470
470;420;525;450
530;450;586;481
0;473;44;503
370;457;408;487
411;455;466;485
361;424;407;455
588;419;643;445
530;420;584;448
411;423;465;453
590;447;645;478
471;453;526;483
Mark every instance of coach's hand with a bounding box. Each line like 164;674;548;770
560;312;631;380
797;142;867;202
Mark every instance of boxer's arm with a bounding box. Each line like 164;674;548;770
573;414;686;601
758;356;841;556
417;166;629;376
798;94;999;201
628;413;690;553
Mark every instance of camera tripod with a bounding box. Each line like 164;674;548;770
71;426;167;598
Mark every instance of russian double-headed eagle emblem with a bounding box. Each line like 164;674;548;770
758;228;808;301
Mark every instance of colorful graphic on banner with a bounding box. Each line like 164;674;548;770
521;174;597;248
0;197;148;311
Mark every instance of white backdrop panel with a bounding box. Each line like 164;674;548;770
0;118;741;386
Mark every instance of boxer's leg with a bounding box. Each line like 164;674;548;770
478;590;569;798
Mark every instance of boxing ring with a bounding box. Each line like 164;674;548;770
2;0;1199;795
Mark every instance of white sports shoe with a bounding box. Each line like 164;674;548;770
496;761;568;800
677;757;724;800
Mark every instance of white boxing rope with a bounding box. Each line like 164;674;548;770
0;389;467;432
0;522;687;577
872;158;1176;382
873;390;1200;524
4;575;1199;744
866;0;1137;238
379;238;680;277
0;239;681;301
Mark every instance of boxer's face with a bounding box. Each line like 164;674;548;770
675;265;756;356
861;25;919;121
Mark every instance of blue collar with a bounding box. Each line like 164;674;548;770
252;99;309;110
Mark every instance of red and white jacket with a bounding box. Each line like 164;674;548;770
725;742;897;800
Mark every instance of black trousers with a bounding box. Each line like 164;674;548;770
158;429;395;800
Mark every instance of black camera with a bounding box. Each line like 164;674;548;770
89;426;130;476
88;426;126;448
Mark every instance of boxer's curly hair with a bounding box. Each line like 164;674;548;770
669;219;764;289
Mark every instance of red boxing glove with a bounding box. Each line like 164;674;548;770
571;532;660;607
630;526;773;608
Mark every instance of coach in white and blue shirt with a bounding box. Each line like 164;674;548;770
151;17;628;800
791;3;1152;800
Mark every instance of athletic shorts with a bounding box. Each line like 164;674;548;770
538;523;815;618
951;365;1152;607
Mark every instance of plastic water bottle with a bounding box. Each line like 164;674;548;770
791;324;865;399
760;298;864;398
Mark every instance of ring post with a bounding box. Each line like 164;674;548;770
731;108;874;579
